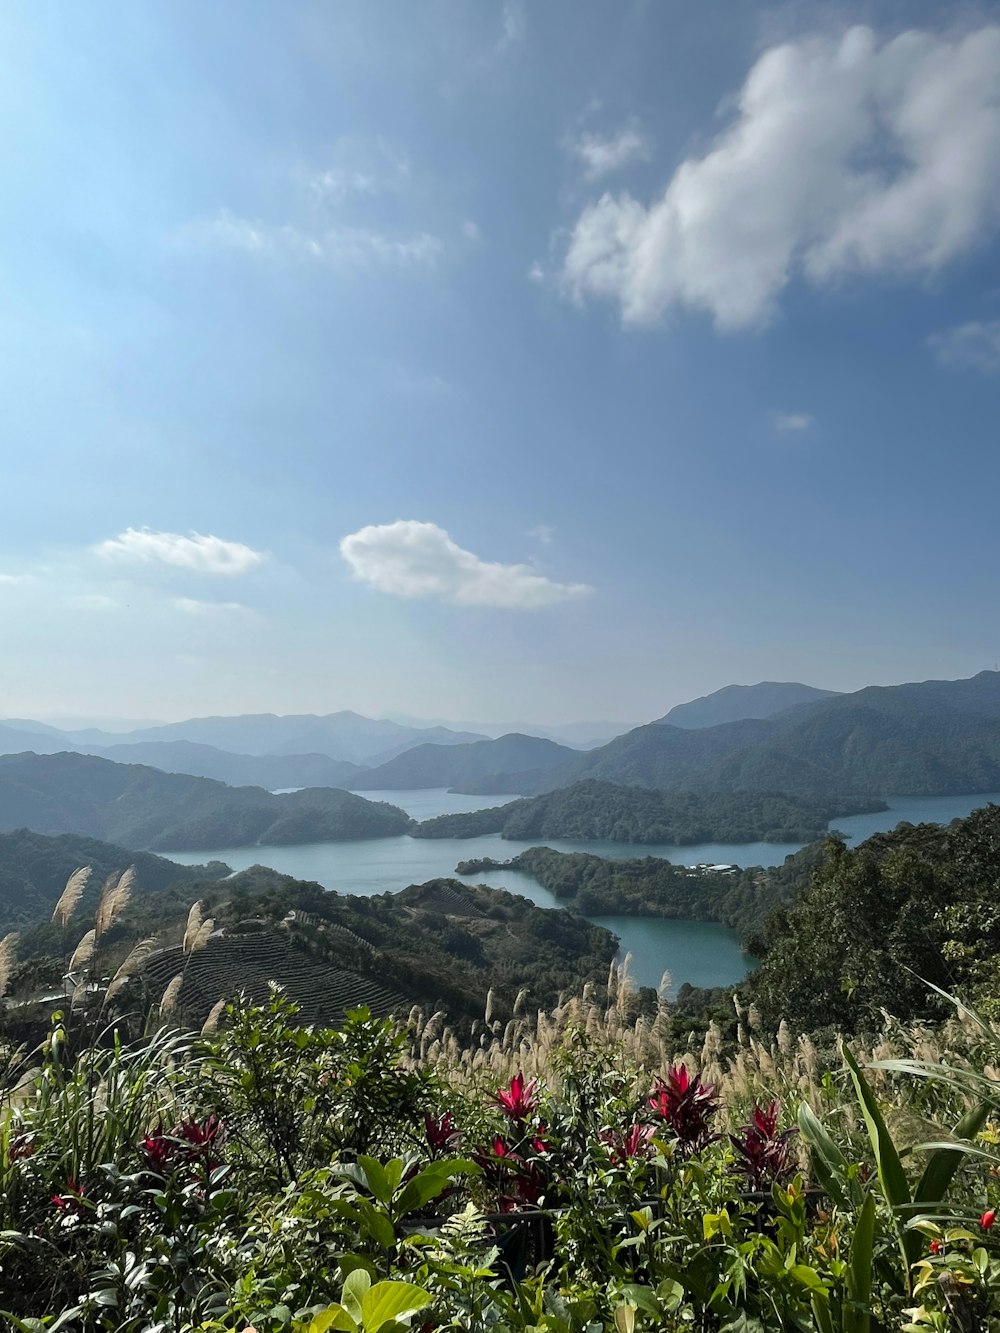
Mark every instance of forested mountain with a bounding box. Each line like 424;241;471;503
659;681;840;728
352;732;576;790
524;670;1000;800
412;779;881;843
0;752;411;851
0;828;228;931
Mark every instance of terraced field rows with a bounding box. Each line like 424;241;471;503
143;931;408;1025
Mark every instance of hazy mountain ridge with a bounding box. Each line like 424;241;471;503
659;681;841;728
534;671;1000;799
0;752;411;852
0;712;488;767
351;732;578;790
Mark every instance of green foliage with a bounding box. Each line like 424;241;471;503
0;751;411;853
751;807;1000;1031
415;780;876;845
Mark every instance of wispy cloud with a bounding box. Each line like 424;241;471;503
340;520;592;609
96;528;266;576
171;597;254;617
307;136;411;202
773;411;813;432
573;122;649;180
562;26;1000;330
528;524;555;544
0;573;27;585
188;212;443;268
928;320;1000;374
499;1;526;51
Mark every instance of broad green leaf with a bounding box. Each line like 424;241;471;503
343;1268;372;1325
358;1156;392;1204
844;1192;875;1333
614;1304;636;1333
843;1043;911;1212
914;1099;992;1209
797;1102;851;1209
302;1307;356;1333
360;1280;432;1332
810;1292;834;1333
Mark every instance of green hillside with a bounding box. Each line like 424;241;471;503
0;751;411;851
532;670;1000;800
413;779;882;843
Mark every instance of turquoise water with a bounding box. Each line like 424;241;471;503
164;788;1000;992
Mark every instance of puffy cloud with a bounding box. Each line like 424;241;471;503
574;123;649;180
96;528;266;575
340;520;592;609
774;411;813;432
562;26;1000;329
187;212;442;267
928;319;1000;373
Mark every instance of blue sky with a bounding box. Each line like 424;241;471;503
1;0;999;726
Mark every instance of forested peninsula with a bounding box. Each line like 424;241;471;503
458;841;824;950
0;751;411;851
414;779;883;844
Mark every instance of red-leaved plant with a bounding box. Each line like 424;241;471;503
728;1099;797;1191
647;1064;719;1155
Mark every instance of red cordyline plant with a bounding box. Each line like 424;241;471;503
599;1122;656;1166
496;1072;539;1124
473;1135;547;1213
424;1112;461;1154
647;1064;719;1155
729;1099;798;1191
139;1114;225;1179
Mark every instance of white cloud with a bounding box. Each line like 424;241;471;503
574;123;649;180
96;528;266;576
188;211;442;268
340;520;592;609
462;219;482;242
171;597;253;616
528;524;556;544
562;26;1000;329
527;261;546;283
928;319;1000;373
0;573;25;585
773;411;813;432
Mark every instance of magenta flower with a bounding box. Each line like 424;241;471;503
496;1072;539;1122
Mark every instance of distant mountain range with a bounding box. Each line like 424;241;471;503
7;672;1000;808
357;671;1000;802
0;710;628;792
0;752;411;851
658;681;841;729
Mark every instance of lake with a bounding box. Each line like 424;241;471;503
165;787;1000;993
